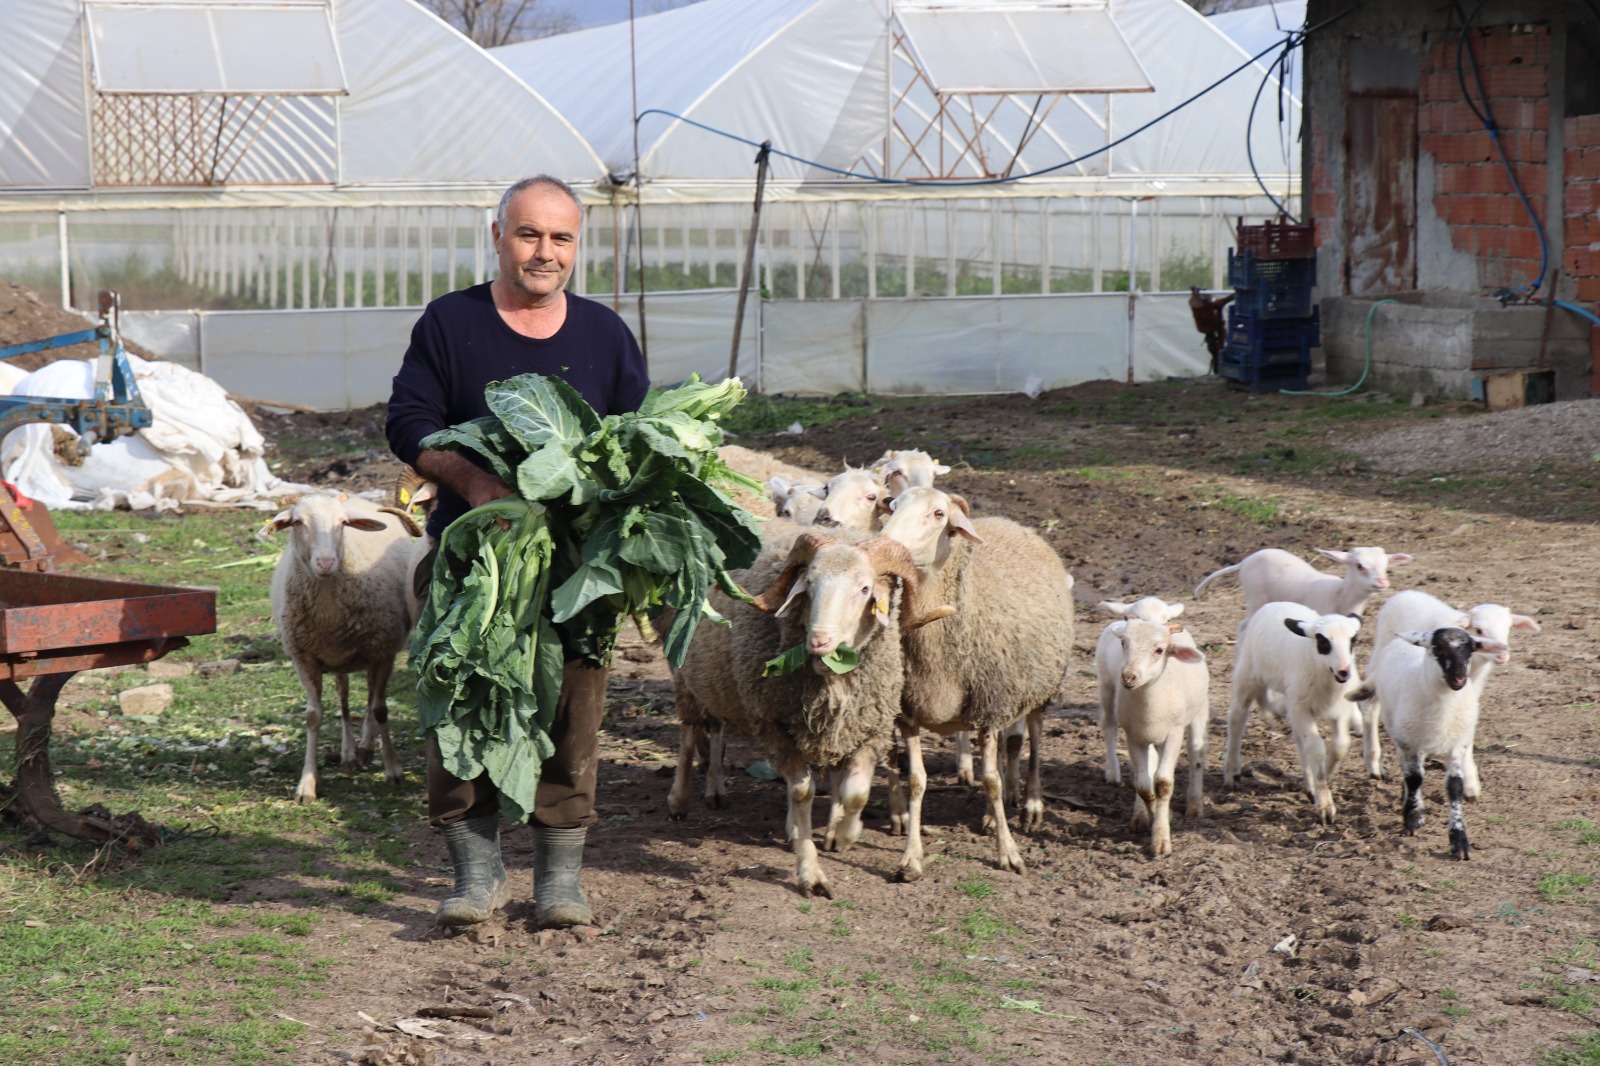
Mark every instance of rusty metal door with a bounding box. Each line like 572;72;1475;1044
1345;93;1418;295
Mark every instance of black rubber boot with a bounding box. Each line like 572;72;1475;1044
532;825;593;929
435;815;509;928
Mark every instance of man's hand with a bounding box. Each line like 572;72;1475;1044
414;449;513;510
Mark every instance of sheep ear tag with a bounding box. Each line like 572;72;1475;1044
872;582;892;626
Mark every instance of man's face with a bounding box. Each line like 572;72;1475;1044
493;186;582;303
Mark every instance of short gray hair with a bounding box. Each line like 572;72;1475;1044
496;176;584;231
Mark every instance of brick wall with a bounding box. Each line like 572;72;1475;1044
1420;24;1549;293
1565;114;1600;392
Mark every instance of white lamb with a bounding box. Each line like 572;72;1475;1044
812;467;889;531
1350;625;1508;860
872;449;951;496
266;492;424;803
1361;589;1539;792
1194;546;1413;624
1099;615;1209;857
1224;602;1364;824
767;476;825;525
1094;597;1192;784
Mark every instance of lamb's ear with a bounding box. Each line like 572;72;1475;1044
1346;613;1361;628
1284;617;1310;638
932;462;951;475
345;517;388;533
946;502;984;544
1097;600;1132;617
1510;613;1541;633
1170;644;1205;664
260;510;294;539
1473;637;1509;656
1165;602;1185;620
1388;552;1414;566
775;574;811;617
767;476;793;501
1397;630;1431;648
1315;548;1349;564
1108;621;1128;637
807;485;829;500
1454;612;1472;628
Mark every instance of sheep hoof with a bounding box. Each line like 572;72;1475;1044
293;788;317;805
800;878;833;900
354;745;375;768
1449;828;1470;861
896;864;923;883
667;808;687;822
1022;802;1044;833
955;769;975;787
707;794;726;811
998;851;1026;876
1185;800;1204;821
1130;813;1151;832
386;770;405;787
889;814;908;835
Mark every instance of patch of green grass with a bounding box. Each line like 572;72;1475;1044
1539;1031;1600;1066
955;876;995;900
1548;983;1598;1014
1553;819;1600;846
1211;493;1281;524
704;1051;742;1064
746;1035;826;1057
959;908;1020;942
1442;1004;1472;1017
1398;912;1420;929
1439;987;1461;1000
784;947;815;974
1539;872;1596;903
720;392;875;437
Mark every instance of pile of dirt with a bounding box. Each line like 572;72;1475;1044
1350;396;1600;474
0;278;157;369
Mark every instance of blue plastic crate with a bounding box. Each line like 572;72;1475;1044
1228;250;1317;319
1227;305;1320;352
1219;340;1312;392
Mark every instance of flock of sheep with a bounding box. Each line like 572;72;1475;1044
259;446;1539;902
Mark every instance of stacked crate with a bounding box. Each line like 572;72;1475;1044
1219;219;1319;392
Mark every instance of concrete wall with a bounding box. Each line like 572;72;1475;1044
1304;0;1597;399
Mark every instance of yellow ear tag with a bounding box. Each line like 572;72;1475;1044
873;594;890;620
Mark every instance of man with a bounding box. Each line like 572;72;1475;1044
387;175;649;930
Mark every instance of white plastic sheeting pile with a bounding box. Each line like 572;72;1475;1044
1;354;311;511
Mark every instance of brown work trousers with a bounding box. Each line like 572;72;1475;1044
426;661;608;829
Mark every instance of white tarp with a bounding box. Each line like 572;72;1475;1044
1;354;306;510
0;0;603;189
85;1;347;95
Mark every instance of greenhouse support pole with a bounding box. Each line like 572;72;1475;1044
729;140;772;383
57;211;69;310
1126;198;1138;384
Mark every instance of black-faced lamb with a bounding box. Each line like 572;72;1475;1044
668;528;952;897
1349;625;1508;860
878;487;1075;879
1099;615;1209;856
1224;602;1363;824
266;492;424;803
1362;589;1539;794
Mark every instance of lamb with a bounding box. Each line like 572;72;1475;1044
767;476;825;524
812;467;890;530
715;444;829;518
1224;602;1364;824
878;486;1075;879
1360;589;1539;792
1099;616;1209;856
1094;597;1192;785
872;449;951;496
1349;626;1508;860
266;492;425;803
1194;546;1413;624
667;528;952;897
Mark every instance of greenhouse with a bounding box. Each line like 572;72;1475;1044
0;0;1301;407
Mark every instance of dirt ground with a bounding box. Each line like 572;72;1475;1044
230;383;1600;1066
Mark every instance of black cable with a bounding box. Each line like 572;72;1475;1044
1246;33;1304;222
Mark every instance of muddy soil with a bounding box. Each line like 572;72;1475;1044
238;383;1600;1066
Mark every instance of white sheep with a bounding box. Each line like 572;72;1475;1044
266;492;424;804
1094;597;1191;785
667;528;952;897
767;476;825;524
872;449;951;496
878;486;1075;879
1224;602;1364;824
1100;616;1209;856
1195;546;1413;624
1351;626;1508;860
1361;589;1539;792
812;467;889;531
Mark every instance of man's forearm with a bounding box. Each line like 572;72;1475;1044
413;449;513;510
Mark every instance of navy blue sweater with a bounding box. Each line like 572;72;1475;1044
386;284;650;536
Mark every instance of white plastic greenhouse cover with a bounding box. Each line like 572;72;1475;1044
85;1;347;95
0;0;605;189
495;0;1299;187
1208;0;1304;101
894;3;1152;95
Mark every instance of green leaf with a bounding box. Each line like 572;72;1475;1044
618;512;690;574
820;643;859;674
487;374;597;451
420;416;528;482
762;643;810;677
516;442;581;502
549;560;624;624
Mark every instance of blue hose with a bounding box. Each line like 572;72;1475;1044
1280;298;1397;396
1552;299;1600;328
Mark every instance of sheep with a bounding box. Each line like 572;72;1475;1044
266;492;425;804
872;449;951;496
1224;602;1364;824
767;476;825;524
1194;546;1413;624
1360;589;1540;792
812;467;889;531
666;527;952;897
878;486;1075;879
1100;617;1209;856
1094;597;1191;785
1349;626;1508;860
715;444;829;518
